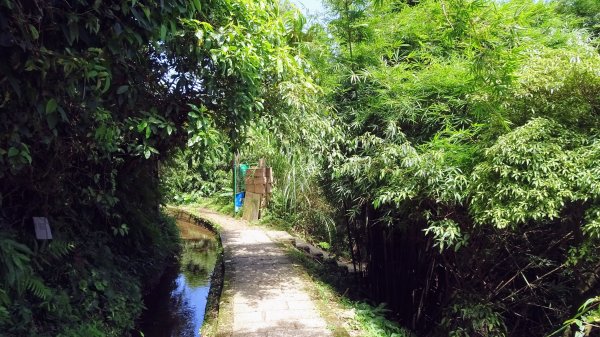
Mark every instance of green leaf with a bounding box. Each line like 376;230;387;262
160;24;167;41
117;85;129;94
46;99;58;114
193;0;202;13
137;121;148;133
29;25;39;40
7;147;19;158
22;150;32;163
102;77;111;93
142;6;150;19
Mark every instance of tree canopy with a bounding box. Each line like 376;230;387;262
0;0;315;335
305;0;600;335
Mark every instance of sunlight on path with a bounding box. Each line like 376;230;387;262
194;208;333;337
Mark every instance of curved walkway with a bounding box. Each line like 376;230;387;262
196;208;333;337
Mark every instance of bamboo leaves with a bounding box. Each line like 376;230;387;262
315;0;600;333
470;118;582;228
45;99;57;114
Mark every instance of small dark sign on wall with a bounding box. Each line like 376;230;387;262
33;217;52;240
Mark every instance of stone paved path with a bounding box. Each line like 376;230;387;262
196;208;333;337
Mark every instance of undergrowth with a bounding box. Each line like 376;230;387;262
287;247;413;337
171;196;236;218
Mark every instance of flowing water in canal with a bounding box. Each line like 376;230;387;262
134;220;218;337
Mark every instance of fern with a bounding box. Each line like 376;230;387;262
25;276;51;300
0;289;8;323
0;235;51;300
0;236;32;288
0;289;8;305
57;323;106;337
0;305;8;324
46;240;75;260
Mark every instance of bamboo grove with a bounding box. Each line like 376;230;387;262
309;0;600;336
1;0;600;336
223;0;600;336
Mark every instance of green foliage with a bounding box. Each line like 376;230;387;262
0;227;158;336
304;0;600;335
243;107;343;252
161;148;230;203
583;207;600;240
56;323;105;337
423;217;469;252
287;244;412;337
470;118;583;228
442;298;507;337
3;0;599;335
558;0;600;37
555;296;600;337
352;302;412;337
160;0;322;211
1;0;314;335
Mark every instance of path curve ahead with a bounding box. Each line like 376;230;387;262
196;208;333;337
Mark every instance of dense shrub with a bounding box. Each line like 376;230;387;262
0;0;314;335
296;0;600;335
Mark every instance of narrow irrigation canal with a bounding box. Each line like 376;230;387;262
134;215;219;337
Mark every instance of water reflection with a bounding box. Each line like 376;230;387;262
134;236;218;337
